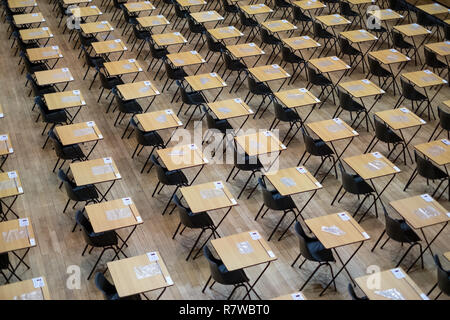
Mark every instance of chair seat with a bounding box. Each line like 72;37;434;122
342;100;365;113
170;68;188;80
243;18;259;27
307;241;335;262
62;144;86;160
227;60;246;71
90;230;118;247
311;139;334;156
217;265;249;284
186;92;207;105
121;100;143;113
405;89;427;102
136;30;151;40
214;119;234;133
74;184;99;201
312;74;332;86
90;56;105;68
225;5;239;13
236;155;263;171
396;220;421;243
352;175;375;194
107;77;124;88
272;191;297;210
279;108;301;122
428;59;447;69
284;53;304;64
166;170;189;185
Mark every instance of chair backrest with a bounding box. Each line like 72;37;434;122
149;154;171;185
313;21;324;38
437;106;450;131
338;163;368;195
301;127;322;156
392;30;406;48
339;1;352;15
373;116;398;143
203;245;230;285
400;78;422;100
306;65;320;85
75;210;95;245
259;27;272;44
58;169;84;202
293;221;317;261
384;207;418;243
171;194;198;228
0;253;10;270
424;47;442;68
415;150;446;180
202;106;218;130
258;177;279;210
175;80;192;104
368;56;388;77
95;272;118;300
99;68;114;89
433;255;450;295
164;59;183;80
339;37;353;55
206;32;220;52
273;100;289;122
48;128;65;158
337;88;356;111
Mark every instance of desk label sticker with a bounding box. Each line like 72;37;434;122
249;231;261;240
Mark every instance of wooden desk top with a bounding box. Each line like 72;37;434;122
135;109;182;132
272;292;307;300
8;0;37;9
70;157;121;186
156;143;208;171
0;104;3;118
211;230;276;271
80;21;114;34
390;194;449;229
346;0;373;4
305;212;370;249
369;48;411;65
44;90;86;110
104;59;143;77
239;3;273;15
19;27;53;41
191;10;224;23
340;29;378;43
13;12;45;25
207;98;254;120
265;166;322;196
55;121;103;146
117;81;160;100
445;251;450;261
0;277;50;300
235;131;286;157
281;36;321;51
208;26;244;41
0;134;13;157
274;88;320;108
180;181;237;213
339;79;385;98
35;68;74;86
85;198;143;233
293;0;326;10
425;41;450;56
248;64;290;82
0;218;36;254
176;0;206;6
63;0;92;4
316;14;351;27
167;50;205;67
414;139;450;166
367;9;403;21
107;252;173;298
356;268;429;300
0;171;23;199
92;39;127;55
417;3;449;15
70;5;102;18
375;107;426;130
261;19;297;33
27;46;63;61
401;70;447;88
137;15;170;28
344;152;400;180
152;32;187;46
307;118;358;142
394;23;431;37
309;56;351;73
123;1;155;13
226;42;265;59
185;72;227;91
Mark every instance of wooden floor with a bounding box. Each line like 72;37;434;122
0;0;449;300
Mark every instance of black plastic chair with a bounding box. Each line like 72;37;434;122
175;80;207;128
111;88;143;133
26;73;56;100
244;75;273;118
201;106;233;156
338;37;364;74
49;129;85;173
427;255;450;299
20;52;47;75
291;221;336;291
331;163;377;222
348;283;368;300
429;106;450;141
255;178;300;241
129;117;165;173
95;272;141;300
423;47;447;77
161;59;187;93
81;45;105;90
306;65;335;104
76;210;122;280
150;155;189;215
292;6;312;34
365;115;408;164
238;9;258;42
186;15;206;51
392;30;413;57
119;5;138;36
35;96;68;148
220;50;247;93
403;151;449;200
172;195;217;261
58;169;98;215
226;146;263;199
335;88;373;131
205;32;225;66
394;78;431;120
74;29;98;59
259;27;282;65
297;127;336;180
366;56;397;94
219;0;239;24
202;245;256;300
280;46;306;84
172;2;189;29
269;100;303;146
313;21;336;56
144;40;169;80
130;25;152;59
97;68;124;109
339;1;359;26
110;0;127;20
371;208;423;269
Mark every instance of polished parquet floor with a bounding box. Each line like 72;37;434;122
0;0;449;300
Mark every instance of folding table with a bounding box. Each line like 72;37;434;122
0;277;50;300
0;171;24;221
54;121;103;159
0;134;13;172
43;90;86;123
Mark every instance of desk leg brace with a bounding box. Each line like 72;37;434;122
319;242;363;296
0;196;19;221
242;262;271;300
11;248;31;275
111;225;137;261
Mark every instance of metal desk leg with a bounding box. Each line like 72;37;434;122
242;262;271;300
111;225;137;260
